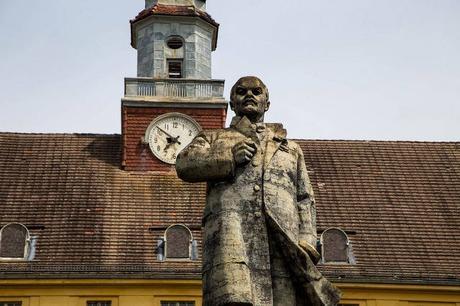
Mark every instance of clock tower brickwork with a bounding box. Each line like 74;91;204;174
122;106;226;171
121;1;226;172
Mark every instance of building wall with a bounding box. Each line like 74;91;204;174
0;279;201;306
339;283;460;306
0;280;459;306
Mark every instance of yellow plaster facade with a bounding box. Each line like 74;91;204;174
0;279;459;306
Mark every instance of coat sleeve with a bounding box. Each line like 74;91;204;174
296;146;318;252
176;130;236;183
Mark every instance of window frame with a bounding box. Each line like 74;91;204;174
154;295;200;306
78;298;118;306
0;223;31;261
167;59;183;79
160;302;196;306
0;298;29;306
86;301;112;306
165;36;184;50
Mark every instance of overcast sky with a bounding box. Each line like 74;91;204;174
0;0;459;140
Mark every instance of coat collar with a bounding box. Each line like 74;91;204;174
230;116;287;139
230;116;288;167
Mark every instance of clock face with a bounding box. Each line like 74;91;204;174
145;113;201;165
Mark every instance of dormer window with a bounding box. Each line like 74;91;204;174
320;228;353;264
165;224;192;259
157;224;198;261
0;223;30;260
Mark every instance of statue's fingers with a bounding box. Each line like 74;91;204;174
237;141;250;150
244;139;257;149
242;148;254;157
242;143;256;153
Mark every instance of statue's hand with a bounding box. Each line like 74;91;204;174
232;139;257;165
299;240;321;264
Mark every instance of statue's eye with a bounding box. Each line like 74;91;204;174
236;88;247;95
253;88;262;95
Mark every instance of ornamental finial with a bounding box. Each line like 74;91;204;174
145;0;206;11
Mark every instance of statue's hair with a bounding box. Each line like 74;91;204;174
230;76;269;102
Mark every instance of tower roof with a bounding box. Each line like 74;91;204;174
130;4;219;50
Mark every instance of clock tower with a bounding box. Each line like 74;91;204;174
122;0;226;171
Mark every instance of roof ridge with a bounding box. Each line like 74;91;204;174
293;138;460;144
0;133;457;143
0;132;121;137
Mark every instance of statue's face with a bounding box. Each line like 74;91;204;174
231;77;270;122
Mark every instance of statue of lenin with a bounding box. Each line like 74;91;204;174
176;76;341;306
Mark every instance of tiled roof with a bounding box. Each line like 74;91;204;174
131;4;219;28
0;133;459;285
299;140;460;285
0;133;204;278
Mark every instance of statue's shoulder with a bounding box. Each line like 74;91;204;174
287;139;303;152
265;123;302;154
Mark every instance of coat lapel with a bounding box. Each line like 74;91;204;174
230;117;287;168
263;123;287;168
231;116;260;145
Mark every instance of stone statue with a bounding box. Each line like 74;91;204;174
176;76;341;306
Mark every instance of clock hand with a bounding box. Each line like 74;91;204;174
164;141;173;151
172;135;181;145
164;135;182;150
156;126;174;138
164;136;181;150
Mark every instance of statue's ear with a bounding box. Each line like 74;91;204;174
229;101;235;110
265;101;270;112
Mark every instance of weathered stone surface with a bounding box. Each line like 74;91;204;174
134;16;213;79
176;76;341;305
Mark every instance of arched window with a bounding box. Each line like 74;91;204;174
164;224;192;259
0;223;30;260
321;228;351;264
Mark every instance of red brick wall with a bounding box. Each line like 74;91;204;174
122;106;227;171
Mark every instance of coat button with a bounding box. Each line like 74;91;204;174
254;185;261;192
252;160;259;167
254;212;262;218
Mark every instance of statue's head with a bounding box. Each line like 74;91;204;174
230;76;270;123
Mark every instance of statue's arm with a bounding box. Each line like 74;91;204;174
296;146;320;262
176;131;235;183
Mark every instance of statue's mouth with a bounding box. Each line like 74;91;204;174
243;98;257;106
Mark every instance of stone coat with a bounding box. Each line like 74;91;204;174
176;116;341;306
